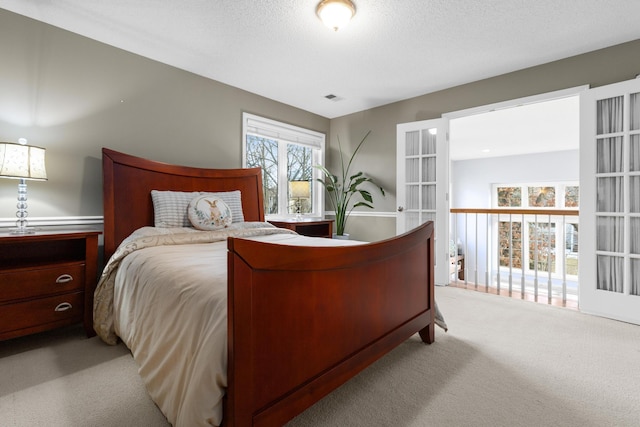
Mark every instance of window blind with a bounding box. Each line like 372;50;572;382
245;115;324;149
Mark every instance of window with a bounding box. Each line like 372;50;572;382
495;183;579;209
242;113;325;218
493;182;579;278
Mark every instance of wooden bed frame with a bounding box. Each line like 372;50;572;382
102;148;435;427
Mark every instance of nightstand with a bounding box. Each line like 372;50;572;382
268;219;334;238
0;228;101;341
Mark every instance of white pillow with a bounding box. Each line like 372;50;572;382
151;190;244;228
187;195;233;230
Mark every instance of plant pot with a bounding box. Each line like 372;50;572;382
333;233;350;240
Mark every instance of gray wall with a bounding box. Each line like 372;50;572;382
2;9;640;242
0;10;329;222
451;150;580;209
330;39;640;240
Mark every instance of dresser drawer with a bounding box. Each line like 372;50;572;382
0;263;85;303
0;291;84;335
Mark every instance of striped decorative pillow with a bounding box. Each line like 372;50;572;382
151;190;244;228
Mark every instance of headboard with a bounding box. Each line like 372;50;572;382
102;148;265;262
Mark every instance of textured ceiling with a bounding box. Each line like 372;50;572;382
2;0;640;120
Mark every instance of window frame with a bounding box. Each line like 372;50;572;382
492;181;579;280
493;181;579;210
241;112;325;219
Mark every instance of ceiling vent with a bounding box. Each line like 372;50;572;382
324;94;343;102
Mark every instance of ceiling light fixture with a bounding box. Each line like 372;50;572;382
316;0;356;31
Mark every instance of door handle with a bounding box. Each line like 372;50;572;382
397;206;404;212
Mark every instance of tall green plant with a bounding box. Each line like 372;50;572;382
316;131;385;236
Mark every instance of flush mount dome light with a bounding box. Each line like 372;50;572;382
316;0;356;31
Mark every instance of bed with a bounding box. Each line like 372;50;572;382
94;148;440;427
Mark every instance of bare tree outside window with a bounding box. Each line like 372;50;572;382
243;113;325;218
246;135;316;216
529;186;555;207
528;222;556;273
493;182;578;280
246;135;278;214
565;186;579;207
497;187;521;207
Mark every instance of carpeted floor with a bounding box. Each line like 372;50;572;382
1;286;639;426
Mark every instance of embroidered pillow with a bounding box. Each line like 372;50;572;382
187;195;233;230
201;190;244;223
151;190;244;227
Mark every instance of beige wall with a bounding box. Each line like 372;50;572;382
2;9;640;242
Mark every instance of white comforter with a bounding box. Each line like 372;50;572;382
93;223;363;426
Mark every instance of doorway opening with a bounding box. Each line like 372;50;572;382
446;88;582;307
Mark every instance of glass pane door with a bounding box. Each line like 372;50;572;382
397;118;449;285
580;78;640;325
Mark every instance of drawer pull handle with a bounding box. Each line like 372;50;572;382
56;274;74;284
54;302;73;312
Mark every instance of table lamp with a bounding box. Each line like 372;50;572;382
0;138;47;234
289;180;311;220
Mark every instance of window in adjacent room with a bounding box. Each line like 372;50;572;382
493;182;579;277
242;113;325;218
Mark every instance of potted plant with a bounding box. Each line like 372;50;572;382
316;130;385;238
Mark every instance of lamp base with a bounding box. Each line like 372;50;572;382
11;179;38;234
10;226;36;235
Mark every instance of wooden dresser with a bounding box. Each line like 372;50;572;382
0;228;101;341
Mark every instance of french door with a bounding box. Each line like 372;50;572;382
396;118;449;285
580;77;640;325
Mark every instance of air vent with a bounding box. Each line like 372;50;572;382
324;94;343;102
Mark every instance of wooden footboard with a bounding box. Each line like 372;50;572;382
226;221;435;427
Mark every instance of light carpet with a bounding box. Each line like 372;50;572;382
1;286;639;427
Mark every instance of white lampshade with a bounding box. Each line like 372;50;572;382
316;0;356;31
289;180;311;198
0;142;47;181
